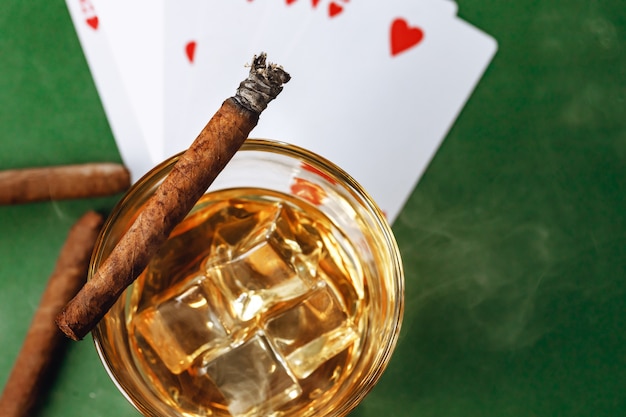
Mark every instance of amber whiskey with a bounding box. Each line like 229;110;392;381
127;187;367;417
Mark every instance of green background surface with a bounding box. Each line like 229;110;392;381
1;1;625;416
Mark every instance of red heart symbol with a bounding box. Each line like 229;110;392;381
86;16;99;30
185;41;197;63
286;0;297;4
328;2;343;17
311;0;321;7
390;18;424;56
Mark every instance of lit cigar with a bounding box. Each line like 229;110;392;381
56;53;290;341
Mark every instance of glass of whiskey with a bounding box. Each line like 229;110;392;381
91;139;404;417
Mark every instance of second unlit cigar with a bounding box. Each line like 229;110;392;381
0;211;104;417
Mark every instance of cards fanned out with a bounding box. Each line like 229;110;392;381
64;0;497;222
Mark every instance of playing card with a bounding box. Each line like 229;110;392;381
90;0;164;164
168;0;497;222
164;0;303;156
64;0;154;182
161;0;295;157
163;0;210;160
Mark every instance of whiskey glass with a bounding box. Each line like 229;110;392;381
91;139;404;417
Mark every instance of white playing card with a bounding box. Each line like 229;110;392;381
64;0;154;182
90;0;164;164
171;0;497;222
163;0;210;160
164;0;309;156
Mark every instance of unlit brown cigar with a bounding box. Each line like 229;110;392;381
56;53;290;341
0;162;130;205
0;211;104;417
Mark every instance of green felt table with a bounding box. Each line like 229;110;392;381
1;1;625;416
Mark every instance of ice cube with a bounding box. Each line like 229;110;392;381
208;198;281;260
264;283;359;379
132;278;232;374
204;203;319;322
203;333;301;417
